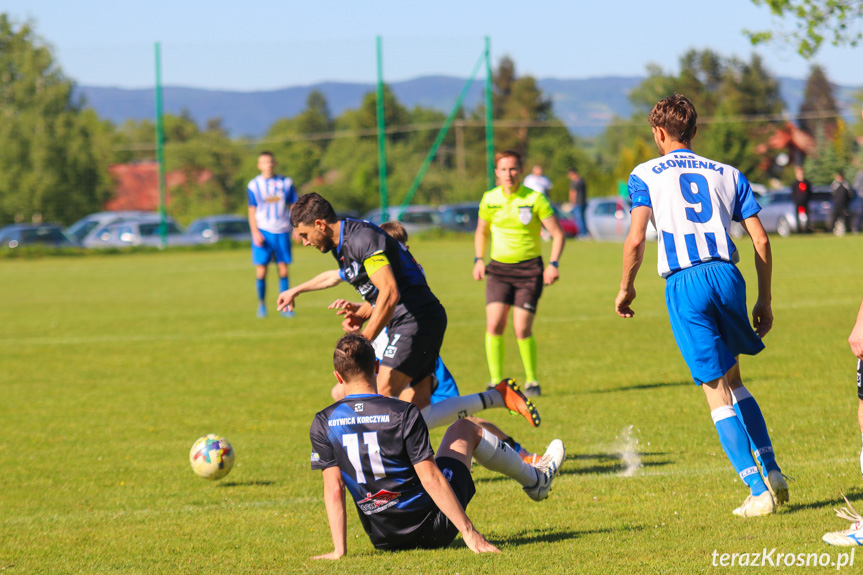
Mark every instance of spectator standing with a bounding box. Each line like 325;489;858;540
792;166;812;233
829;172;854;235
568;167;588;237
522;165;553;197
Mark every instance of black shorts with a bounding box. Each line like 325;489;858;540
393;457;476;551
856;359;862;400
382;306;447;385
485;257;544;313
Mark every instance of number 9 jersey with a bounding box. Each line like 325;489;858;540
628;148;762;278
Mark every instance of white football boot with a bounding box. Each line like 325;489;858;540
823;496;863;546
732;490;775;517
766;470;789;505
524;439;565;502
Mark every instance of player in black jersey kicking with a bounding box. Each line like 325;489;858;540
309;334;565;558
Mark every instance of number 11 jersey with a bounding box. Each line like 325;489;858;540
309;394;436;550
628;148;762;278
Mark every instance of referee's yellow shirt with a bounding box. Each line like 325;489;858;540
478;185;554;264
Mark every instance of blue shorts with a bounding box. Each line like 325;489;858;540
431;357;460;403
665;261;765;385
251;230;292;265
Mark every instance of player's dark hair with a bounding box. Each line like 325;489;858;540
258;151;274;159
333;334;376;381
494;150;522;169
649;95;697;144
290;192;338;227
380;221;408;245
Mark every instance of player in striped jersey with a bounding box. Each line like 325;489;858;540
247;151;298;318
615;95;787;517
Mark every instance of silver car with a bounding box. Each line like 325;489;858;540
66;211;155;246
584;196;657;241
741;189;833;237
186;215;252;243
87;218;198;248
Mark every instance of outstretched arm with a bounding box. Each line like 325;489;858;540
741;215;773;338
312;466;347;560
413;458;499;554
615;206;651;318
277;269;343;312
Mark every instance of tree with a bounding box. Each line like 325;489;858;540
622;49;786;180
746;0;863;57
798;64;839;137
0;14;112;225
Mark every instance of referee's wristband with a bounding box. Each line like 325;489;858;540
474;257;483;263
549;261;559;268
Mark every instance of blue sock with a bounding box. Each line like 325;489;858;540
732;387;780;474
712;405;767;496
256;278;266;302
279;276;288;293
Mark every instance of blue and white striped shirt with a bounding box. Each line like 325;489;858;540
629;149;761;278
246;175;297;234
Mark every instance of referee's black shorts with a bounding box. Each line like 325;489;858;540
485;256;544;313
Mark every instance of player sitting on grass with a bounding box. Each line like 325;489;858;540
615;94;787;517
309;333;565;558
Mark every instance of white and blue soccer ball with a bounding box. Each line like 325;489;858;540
189;434;235;480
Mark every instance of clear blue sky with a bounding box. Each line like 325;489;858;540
5;0;861;90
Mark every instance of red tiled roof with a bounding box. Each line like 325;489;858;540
105;162;212;211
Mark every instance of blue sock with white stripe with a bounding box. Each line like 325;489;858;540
732;386;780;474
279;276;288;293
711;405;767;496
256;278;266;302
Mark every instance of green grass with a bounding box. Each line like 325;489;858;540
2;233;862;573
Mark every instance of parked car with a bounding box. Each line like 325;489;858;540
186;215;251;243
0;223;78;248
747;188;833;237
86;218;198;248
584;196;657;241
361;205;443;236
552;204;579;237
439;202;479;233
66;211;154;245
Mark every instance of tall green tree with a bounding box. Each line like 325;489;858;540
798;64;839;137
0;14;112;225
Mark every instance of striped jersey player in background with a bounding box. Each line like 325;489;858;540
246;151;298;318
615;94;788;517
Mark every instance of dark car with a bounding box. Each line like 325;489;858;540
552;204;579;237
186;215;252;243
0;224;78;248
361;205;443;236
439;203;479;233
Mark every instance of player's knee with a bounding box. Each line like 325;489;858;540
447;417;481;441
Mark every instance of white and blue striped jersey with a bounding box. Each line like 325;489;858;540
246;175;298;234
629;149;761;278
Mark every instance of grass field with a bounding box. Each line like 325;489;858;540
2;233;863;574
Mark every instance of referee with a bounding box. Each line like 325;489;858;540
473;150;566;397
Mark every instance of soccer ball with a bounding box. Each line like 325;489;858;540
189;434;235;480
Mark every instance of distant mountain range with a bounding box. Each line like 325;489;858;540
75;76;861;139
